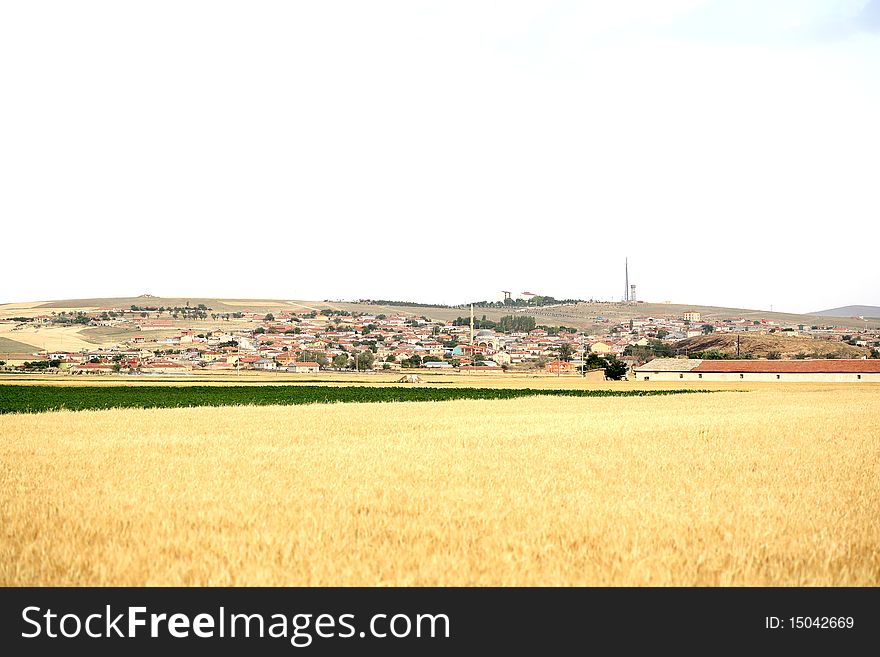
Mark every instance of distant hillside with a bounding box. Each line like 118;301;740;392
675;333;870;359
810;305;880;319
2;295;879;331
0;296;330;316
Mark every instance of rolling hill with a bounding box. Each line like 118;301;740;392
810;305;880;319
2;295;878;331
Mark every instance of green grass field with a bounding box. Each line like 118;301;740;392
0;384;716;414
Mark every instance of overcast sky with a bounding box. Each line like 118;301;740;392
2;1;878;312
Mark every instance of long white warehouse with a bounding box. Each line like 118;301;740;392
634;358;880;382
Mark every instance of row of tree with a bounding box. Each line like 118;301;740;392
464;296;582;308
451;314;539;332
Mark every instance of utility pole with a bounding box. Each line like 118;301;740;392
736;333;740;359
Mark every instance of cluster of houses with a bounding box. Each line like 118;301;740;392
2;305;878;376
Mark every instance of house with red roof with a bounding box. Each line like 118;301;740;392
635;358;880;382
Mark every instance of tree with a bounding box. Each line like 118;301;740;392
701;324;715;334
264;313;275;322
300;350;329;367
357;350;375;371
603;357;628;380
497;315;536;332
558;343;575;361
766;351;781;360
332;354;349;370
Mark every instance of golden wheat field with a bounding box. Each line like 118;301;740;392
1;384;879;586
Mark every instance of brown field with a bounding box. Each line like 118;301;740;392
0;324;98;352
2;381;878;586
0;337;40;354
676;332;870;358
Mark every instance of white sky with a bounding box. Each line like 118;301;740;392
1;1;878;313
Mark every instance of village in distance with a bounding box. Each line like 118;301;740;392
2;290;880;384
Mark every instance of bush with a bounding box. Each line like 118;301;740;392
603;357;628;380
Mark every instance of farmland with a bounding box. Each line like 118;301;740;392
0;384;712;414
2;382;878;586
0;337;39;353
0;323;97;352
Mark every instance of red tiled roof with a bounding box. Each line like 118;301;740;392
693;360;880;373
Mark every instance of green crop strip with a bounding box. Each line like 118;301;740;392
0;385;722;415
